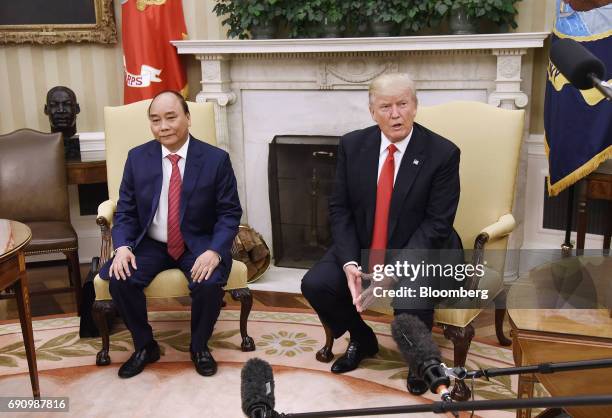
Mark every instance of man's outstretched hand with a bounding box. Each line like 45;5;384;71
355;272;397;313
344;264;363;309
191;249;220;282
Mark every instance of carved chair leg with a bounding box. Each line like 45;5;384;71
443;323;475;401
64;250;83;314
494;289;512;346
230;288;255;352
316;322;335;363
495;309;512;346
93;300;115;366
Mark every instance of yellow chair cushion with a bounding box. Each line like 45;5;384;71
368;266;504;328
94;260;248;301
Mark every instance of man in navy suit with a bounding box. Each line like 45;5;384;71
99;91;242;378
301;73;462;394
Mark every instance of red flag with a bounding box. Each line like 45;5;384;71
122;0;188;104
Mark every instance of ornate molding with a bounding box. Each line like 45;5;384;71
228;50;493;60
0;0;117;45
196;91;237;107
490;48;529;109
488;92;529;109
318;58;398;89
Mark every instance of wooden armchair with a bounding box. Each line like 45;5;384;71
315;101;524;400
92;100;255;366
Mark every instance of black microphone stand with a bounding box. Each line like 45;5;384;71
276;395;612;417
588;72;612;100
455;357;612;380
272;358;612;418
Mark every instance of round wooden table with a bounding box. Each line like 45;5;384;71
0;219;39;398
508;256;612;418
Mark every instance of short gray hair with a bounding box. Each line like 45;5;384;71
368;73;418;106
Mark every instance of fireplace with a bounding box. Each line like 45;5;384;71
268;136;339;268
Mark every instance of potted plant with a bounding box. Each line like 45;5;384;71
284;0;348;38
429;0;521;35
320;0;345;38
399;1;433;35
213;0;284;39
284;1;323;38
364;0;406;37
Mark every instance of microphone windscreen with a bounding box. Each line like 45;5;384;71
391;314;441;374
241;358;275;416
550;38;606;90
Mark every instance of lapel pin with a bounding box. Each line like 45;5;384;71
413;159;420;165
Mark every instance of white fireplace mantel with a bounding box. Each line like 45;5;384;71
173;32;548;54
172;33;549;279
174;32;549;149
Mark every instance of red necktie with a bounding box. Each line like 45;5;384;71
167;154;185;260
369;144;397;271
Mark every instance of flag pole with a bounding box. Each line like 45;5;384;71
561;183;575;257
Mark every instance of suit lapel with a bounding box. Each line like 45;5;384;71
360;128;382;243
180;138;204;223
147;142;163;222
387;125;426;240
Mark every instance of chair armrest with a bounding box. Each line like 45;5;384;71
96;200;116;265
479;214;516;242
97;200;116;227
467;214;515;291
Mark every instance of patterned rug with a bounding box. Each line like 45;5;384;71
0;310;535;417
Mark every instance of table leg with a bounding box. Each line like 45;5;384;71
14;253;39;399
576;180;588;255
604;200;611;255
516;373;536;418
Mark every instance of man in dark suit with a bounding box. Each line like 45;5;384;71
99;91;242;378
301;73;461;394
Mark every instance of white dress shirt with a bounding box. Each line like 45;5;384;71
148;136;190;242
343;128;413;271
377;129;412;184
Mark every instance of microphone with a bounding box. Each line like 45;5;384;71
550;37;612;99
391;314;453;403
241;358;277;418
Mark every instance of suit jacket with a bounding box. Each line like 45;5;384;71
111;136;242;280
329;122;462;270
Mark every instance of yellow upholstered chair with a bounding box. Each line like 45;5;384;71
315;101;524;400
92;100;254;366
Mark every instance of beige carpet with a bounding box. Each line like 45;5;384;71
0;310;537;417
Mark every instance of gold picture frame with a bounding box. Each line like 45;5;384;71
0;0;117;45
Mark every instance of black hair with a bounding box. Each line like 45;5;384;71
148;90;190;116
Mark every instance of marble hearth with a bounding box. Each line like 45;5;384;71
174;34;549;291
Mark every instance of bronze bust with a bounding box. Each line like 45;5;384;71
44;86;81;159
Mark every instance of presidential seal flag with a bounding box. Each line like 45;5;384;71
544;0;612;196
121;0;188;104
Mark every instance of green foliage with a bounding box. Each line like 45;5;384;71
429;0;522;29
213;0;285;39
212;0;522;39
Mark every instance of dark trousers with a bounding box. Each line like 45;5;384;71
301;249;434;342
99;236;225;352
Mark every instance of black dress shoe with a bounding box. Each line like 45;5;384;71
331;340;378;374
118;340;160;378
191;349;217;376
406;368;428;395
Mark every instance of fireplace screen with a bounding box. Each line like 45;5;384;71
269;136;339;268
